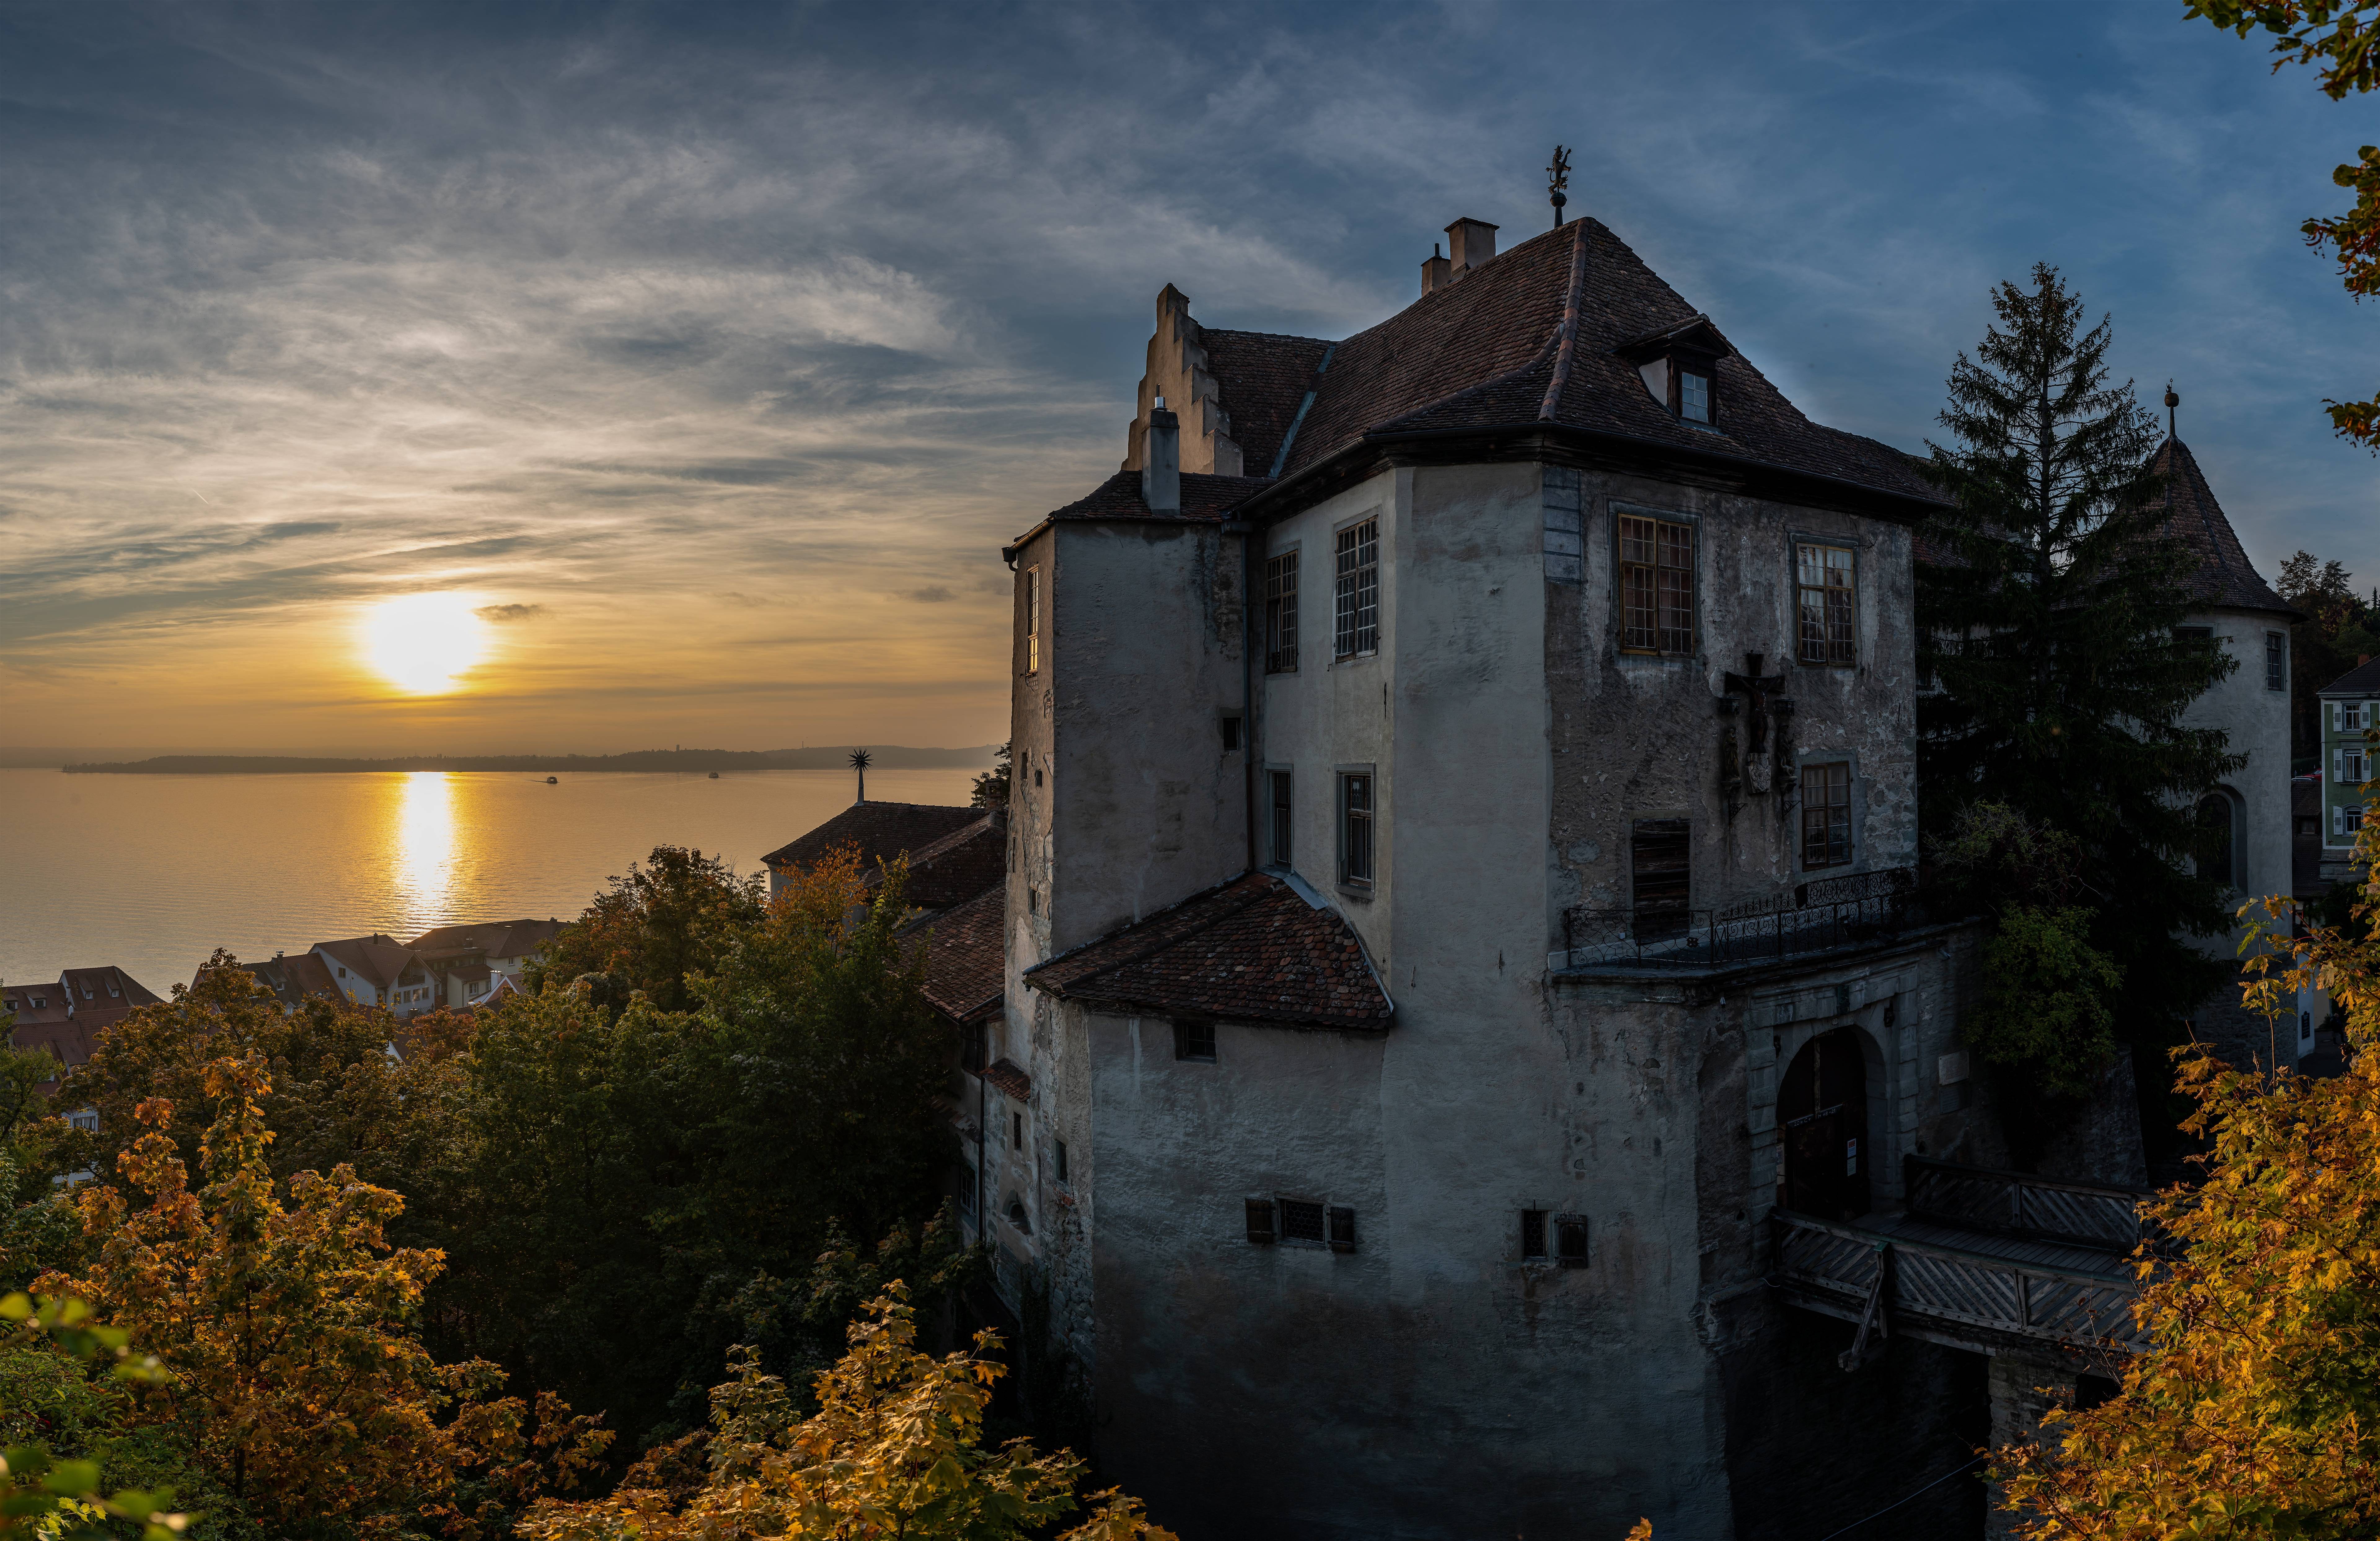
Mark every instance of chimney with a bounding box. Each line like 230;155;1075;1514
1445;217;1499;275
1143;396;1181;512
1421;241;1452;295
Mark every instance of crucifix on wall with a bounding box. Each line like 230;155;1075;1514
1719;653;1796;816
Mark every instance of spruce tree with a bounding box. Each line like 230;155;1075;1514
1918;264;2241;1099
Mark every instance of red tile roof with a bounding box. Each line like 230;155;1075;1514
903;887;1005;1025
200;952;343;1011
1025;872;1393;1031
313;936;420;994
405;919;566;961
1196;328;1333;477
2145;439;2296;618
55;966;164;1034
982;1057;1031;1102
763;800;986;872
869;816;1003;911
1042;470;1275;527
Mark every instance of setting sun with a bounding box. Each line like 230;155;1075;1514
361;592;492;695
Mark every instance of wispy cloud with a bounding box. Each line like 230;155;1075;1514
0;2;2373;751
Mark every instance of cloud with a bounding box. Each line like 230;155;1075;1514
908;586;956;604
476;603;546;623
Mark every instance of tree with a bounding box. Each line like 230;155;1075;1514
1989;825;2380;1536
431;848;961;1453
1919;265;2241;1082
2188;2;2380;448
525;846;766;1013
35;1055;609;1536
2276;549;2378;757
0;1292;185;1541
971;744;1012;811
515;1286;1171;1541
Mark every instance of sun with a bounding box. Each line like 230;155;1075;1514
361;592;492;695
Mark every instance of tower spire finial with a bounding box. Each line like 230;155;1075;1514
1546;144;1571;229
2164;380;2179;441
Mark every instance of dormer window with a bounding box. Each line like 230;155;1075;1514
1615;314;1732;432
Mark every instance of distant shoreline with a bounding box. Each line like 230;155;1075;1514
56;746;997;775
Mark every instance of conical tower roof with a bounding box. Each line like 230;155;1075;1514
2145;437;2296;617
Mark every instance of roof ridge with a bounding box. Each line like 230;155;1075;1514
1537;221;1591;422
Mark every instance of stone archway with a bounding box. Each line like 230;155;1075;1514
1779;1025;1871;1220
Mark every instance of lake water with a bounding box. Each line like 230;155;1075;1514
0;767;981;997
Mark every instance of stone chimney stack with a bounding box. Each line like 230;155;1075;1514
1445;217;1499;276
1421;241;1453;295
1143;397;1181;512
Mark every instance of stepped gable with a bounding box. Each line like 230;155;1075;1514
903;887;1005;1025
1195;328;1333;476
1045;470;1275;526
1275;218;1944;507
1025;871;1393;1031
2147;438;2297;617
762;800;984;873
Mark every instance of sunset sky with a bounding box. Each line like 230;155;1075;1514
3;2;2375;755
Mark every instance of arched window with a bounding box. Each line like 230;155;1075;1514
2197;792;2237;887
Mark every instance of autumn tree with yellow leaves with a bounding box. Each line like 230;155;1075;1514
35;1054;609;1538
1987;818;2380;1536
518;1285;1169;1541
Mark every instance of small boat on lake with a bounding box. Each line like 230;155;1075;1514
708;771;719;779
545;776;558;784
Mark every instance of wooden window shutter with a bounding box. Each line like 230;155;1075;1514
1327;1206;1356;1253
1555;1215;1590;1268
1245;1198;1276;1244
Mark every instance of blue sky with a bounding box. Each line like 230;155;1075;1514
1;0;2372;751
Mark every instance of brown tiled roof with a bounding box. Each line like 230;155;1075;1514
1044;470;1275;527
11;1020;94;1084
56;966;164;1033
2320;657;2380;696
902;887;1006;1025
1196;328;1333;477
1025;872;1393;1031
982;1056;1031;1101
763;801;985;872
866;816;1003;911
313;936;418;993
1278;219;1945;505
405;919;565;961
202;952;343;1011
2145;439;2296;618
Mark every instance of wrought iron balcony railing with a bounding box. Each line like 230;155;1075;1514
1560;866;1930;970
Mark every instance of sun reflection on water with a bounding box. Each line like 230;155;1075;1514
391;772;456;930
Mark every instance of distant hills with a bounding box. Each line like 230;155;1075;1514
57;746;999;775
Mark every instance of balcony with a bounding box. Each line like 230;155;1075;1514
1559;866;1945;973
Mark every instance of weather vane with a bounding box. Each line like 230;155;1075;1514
1547;145;1571;228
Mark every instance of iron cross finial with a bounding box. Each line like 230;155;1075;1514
1547;144;1572;228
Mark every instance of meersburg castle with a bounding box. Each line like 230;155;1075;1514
902;209;2292;1538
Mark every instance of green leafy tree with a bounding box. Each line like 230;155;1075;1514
971;744;1012;811
1919;265;2241;1082
515;1286;1171;1541
1990;824;2380;1535
526;846;766;1013
2276;549;2374;756
2188;1;2380;447
0;1292;186;1541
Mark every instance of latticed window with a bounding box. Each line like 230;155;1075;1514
1802;762;1851;868
1281;1198;1327;1244
1630;818;1690;936
1796;543;1855;665
1339;773;1375;887
1620;515;1693;655
1265;551;1299;673
1333;519;1379;659
2267;631;2286;691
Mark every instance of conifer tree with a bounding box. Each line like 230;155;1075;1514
1919;264;2241;1084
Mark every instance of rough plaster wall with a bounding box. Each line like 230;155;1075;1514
1545;470;1920;923
1085;1011;1390;1540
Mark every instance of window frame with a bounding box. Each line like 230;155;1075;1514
1024;565;1042;676
1629;816;1692;937
1264;547;1300;674
1800;761;1853;869
2267;631;2287;691
1332;515;1381;662
1268;768;1294;868
1614;506;1697;659
1278;1196;1329;1249
1338;767;1377;891
1520;1209;1549;1261
1792;539;1857;667
1173;1019;1217;1062
2197;790;2240;888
